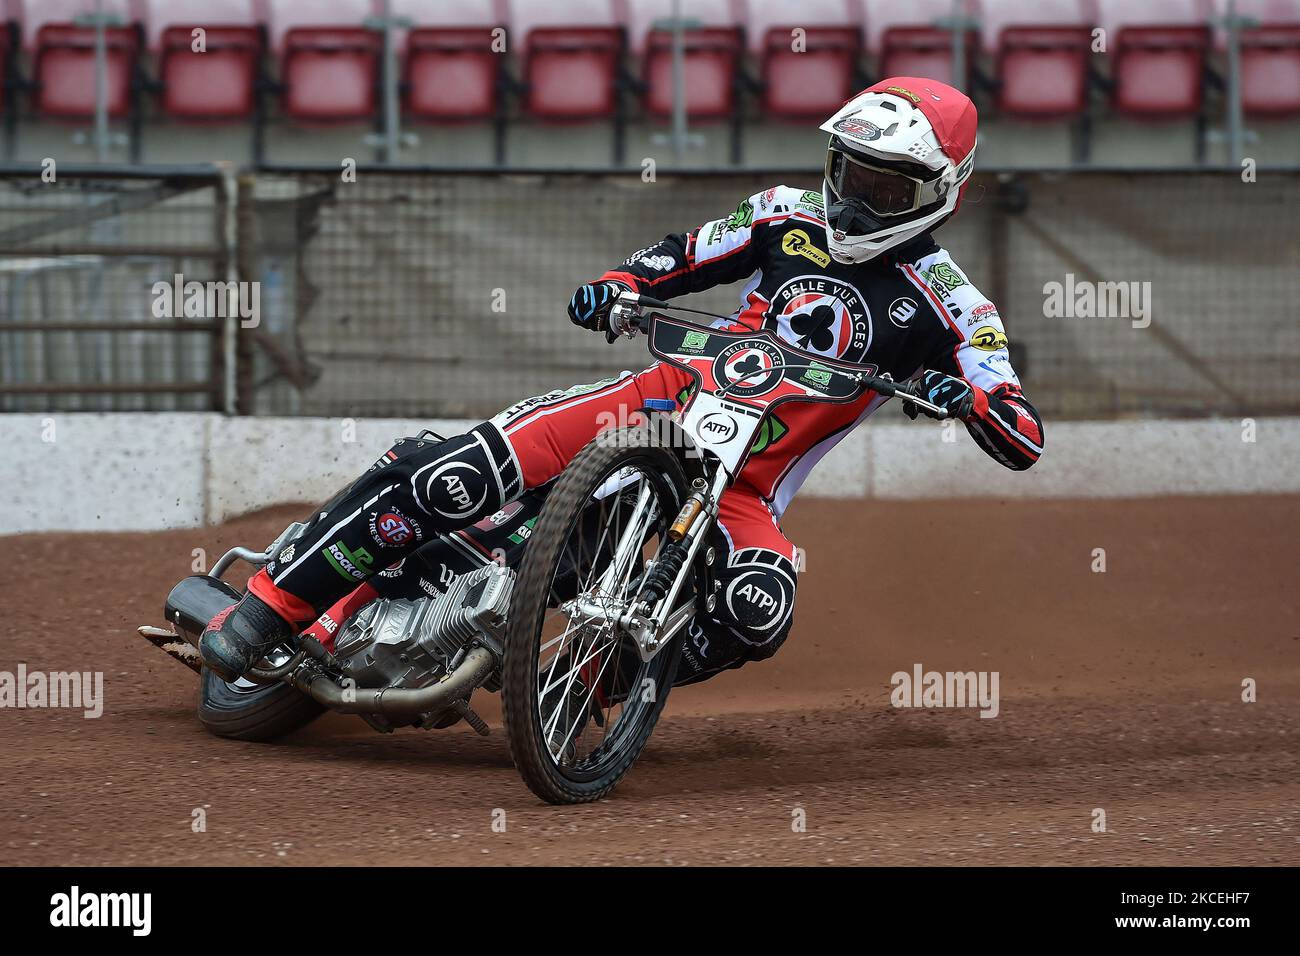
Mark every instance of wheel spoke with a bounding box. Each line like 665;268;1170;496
515;449;687;789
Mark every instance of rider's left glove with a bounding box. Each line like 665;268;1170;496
567;280;632;337
902;370;977;421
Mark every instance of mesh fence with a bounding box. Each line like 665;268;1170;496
241;167;1300;421
3;167;1296;420
0;168;230;412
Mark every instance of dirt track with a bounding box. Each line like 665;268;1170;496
2;495;1297;866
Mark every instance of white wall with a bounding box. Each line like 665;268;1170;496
2;413;1295;535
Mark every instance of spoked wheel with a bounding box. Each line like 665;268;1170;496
502;429;690;804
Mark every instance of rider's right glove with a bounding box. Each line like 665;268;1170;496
567;281;631;339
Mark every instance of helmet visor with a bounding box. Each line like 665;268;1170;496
826;148;921;217
824;143;953;238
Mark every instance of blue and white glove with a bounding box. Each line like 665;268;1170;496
902;370;976;421
567;281;630;337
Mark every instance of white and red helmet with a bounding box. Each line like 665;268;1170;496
819;77;978;264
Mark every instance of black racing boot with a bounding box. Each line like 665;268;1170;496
199;592;293;682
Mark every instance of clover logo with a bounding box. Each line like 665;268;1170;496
732;353;764;378
790;305;837;353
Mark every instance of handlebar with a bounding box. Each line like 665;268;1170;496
607;291;951;419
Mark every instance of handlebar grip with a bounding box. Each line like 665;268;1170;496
637;294;670;309
862;375;907;397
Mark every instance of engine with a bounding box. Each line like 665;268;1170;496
331;564;514;729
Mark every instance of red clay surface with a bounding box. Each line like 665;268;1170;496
2;496;1297;866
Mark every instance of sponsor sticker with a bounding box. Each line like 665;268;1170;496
324;541;375;582
970;325;1009;352
888;296;918;328
767;275;873;362
680;330;711;353
425;461;488;519
799;190;824;210
707;199;755;244
925;261;967;296
631;254;675;272
507;516;538;546
368;509;421;548
780;229;831;268
377;558;407;579
801;361;834;389
834;117;898;141
712;340;784;398
697;411;739;444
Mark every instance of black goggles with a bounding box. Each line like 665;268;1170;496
824;144;947;220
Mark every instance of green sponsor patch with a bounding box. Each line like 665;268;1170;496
324;541;375;582
799;190;825;212
924;261;967;297
708;199;755;243
681;330;710;353
802;362;834;388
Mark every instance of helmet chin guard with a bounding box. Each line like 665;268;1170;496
819;77;977;263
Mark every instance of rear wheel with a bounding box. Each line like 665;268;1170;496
197;644;324;742
502;430;689;804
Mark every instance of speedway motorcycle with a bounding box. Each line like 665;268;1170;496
141;292;951;804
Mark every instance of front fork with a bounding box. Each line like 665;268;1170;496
624;465;728;662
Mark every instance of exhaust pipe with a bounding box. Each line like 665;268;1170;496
290;646;497;720
165;574;241;644
166;573;497;720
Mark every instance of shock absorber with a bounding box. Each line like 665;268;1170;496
639;543;688;608
642;478;709;607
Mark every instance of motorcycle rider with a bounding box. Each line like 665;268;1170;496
201;77;1044;686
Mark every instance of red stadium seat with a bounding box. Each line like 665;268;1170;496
18;0;133;49
281;27;380;122
761;26;861;119
979;0;1094;47
405;27;500;120
642;26;742;119
522;26;623;119
879;25;976;87
748;0;859;50
158;25;262;119
1111;25;1211;117
266;0;372;51
862;0;976;85
508;0;618;43
1093;1;1213;117
1239;23;1300;115
140;0;263;50
996;26;1095;118
32;23;139;118
624;0;739;54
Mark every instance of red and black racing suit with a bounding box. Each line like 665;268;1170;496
249;185;1044;683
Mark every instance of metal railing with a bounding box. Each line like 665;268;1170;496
0;164;236;412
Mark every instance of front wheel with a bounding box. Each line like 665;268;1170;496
502;429;689;804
